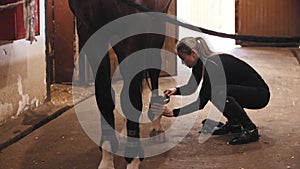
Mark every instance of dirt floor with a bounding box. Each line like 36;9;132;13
0;47;299;169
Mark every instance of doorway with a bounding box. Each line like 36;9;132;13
177;0;236;52
47;0;75;84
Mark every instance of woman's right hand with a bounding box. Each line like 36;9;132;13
150;103;174;117
164;88;177;97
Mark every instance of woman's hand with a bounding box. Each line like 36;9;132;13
164;88;177;97
150;103;174;117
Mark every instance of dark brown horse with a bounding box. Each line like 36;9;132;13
68;0;172;168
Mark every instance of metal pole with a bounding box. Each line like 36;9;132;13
45;0;51;102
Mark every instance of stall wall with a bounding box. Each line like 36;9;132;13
0;0;46;124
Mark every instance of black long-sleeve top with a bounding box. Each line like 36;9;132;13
173;54;268;117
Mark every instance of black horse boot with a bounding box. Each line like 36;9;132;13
124;129;144;163
148;94;170;121
99;124;119;153
212;97;243;135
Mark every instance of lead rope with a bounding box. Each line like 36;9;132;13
24;0;37;43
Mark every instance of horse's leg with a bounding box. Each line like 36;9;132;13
112;41;144;168
95;52;118;169
74;19;115;168
98;141;114;169
146;34;164;97
122;71;144;166
146;35;167;142
147;55;166;142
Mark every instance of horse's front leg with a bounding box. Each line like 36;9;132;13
95;54;118;169
120;69;145;168
148;92;169;143
146;48;168;143
98;142;115;169
124;120;144;169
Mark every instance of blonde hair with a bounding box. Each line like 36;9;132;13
176;37;216;60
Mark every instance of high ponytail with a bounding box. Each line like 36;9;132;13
176;37;216;60
195;37;214;58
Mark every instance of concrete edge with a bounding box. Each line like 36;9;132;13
0;104;72;151
0;94;94;152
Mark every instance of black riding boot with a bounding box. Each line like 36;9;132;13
229;128;260;145
212;97;242;135
222;97;259;145
212;121;242;135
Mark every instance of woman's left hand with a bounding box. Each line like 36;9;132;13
150;103;174;117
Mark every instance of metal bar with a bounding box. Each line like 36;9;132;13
45;0;51;102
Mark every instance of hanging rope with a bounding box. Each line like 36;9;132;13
120;0;300;43
0;0;37;43
24;0;37;43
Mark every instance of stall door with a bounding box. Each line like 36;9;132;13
236;0;300;47
48;0;75;83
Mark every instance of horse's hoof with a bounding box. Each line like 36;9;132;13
98;141;115;169
124;141;144;163
100;134;119;153
126;158;141;169
150;129;166;143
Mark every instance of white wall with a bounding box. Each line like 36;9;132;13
177;0;236;52
0;0;46;124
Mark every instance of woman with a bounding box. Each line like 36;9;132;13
151;37;270;145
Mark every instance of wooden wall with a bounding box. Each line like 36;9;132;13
236;0;300;46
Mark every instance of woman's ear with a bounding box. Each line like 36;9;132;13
191;49;199;58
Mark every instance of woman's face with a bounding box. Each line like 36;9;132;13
177;49;199;68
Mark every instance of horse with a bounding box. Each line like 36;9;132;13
68;0;172;168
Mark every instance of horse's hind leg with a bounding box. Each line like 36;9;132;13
95;53;118;169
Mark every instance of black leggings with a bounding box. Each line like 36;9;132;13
227;85;270;109
213;85;270;129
